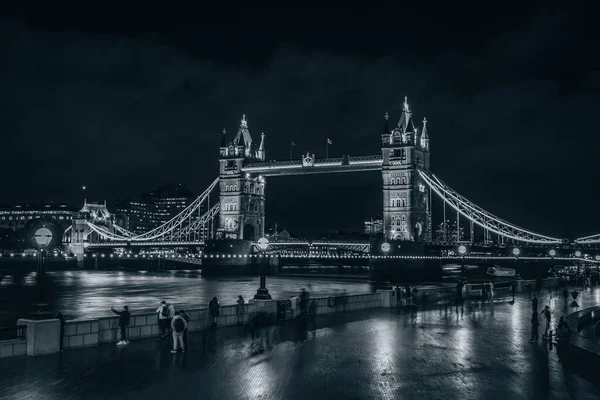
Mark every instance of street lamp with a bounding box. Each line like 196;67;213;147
512;248;520;258
381;242;391;284
33;227;53;318
458;245;468;279
549;249;556;258
254;237;272;299
575;250;582;258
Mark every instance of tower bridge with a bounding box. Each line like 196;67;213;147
65;96;600;279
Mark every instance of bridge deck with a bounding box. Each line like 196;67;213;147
242;154;382;176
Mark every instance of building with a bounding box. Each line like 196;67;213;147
364;218;383;235
380;97;431;241
435;220;465;243
0;202;77;249
0;202;76;231
112;183;196;235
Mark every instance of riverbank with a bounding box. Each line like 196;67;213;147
2;288;600;399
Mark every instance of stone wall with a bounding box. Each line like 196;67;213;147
63;303;258;350
0;339;26;358
309;293;382;315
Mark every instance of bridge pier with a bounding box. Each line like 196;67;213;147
369;239;442;282
201;239;279;276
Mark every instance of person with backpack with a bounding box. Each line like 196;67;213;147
111;305;130;345
179;309;190;350
156;301;170;338
170;311;187;353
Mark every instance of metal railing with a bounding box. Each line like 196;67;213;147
0;325;27;341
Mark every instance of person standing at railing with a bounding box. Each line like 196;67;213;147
209;297;220;329
111;305;130;345
236;295;245;325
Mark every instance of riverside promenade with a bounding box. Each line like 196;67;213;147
2;289;600;399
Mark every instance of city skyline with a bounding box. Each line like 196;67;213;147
1;4;597;239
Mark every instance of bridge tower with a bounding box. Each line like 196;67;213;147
217;115;266;241
381;97;431;241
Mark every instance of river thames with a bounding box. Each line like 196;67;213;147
0;269;376;325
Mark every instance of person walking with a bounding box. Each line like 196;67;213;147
530;310;539;343
209;297;220;329
511;281;516;302
170;311;187;354
300;288;310;317
111;305;130;345
541;305;551;338
179;309;190;351
531;294;538;312
156;301;169;338
236;295;245;325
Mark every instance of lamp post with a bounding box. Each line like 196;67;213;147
254;237;272;299
458;245;467;280
381;242;390;285
575;250;582;274
33;227;53;318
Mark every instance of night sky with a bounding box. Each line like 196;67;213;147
1;5;598;239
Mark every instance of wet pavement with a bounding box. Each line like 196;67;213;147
2;288;600;400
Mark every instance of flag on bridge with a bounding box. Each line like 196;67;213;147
327;138;332;145
291;141;296;146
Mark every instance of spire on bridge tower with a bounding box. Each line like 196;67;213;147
234;114;253;157
397;96;415;133
420;117;429;151
220;129;227;147
258;132;266;161
381;112;392;146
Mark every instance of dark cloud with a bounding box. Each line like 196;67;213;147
0;4;598;239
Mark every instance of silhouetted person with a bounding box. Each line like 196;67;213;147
511;281;516;301
300;288;310;317
236;295;245;325
209;297;220;329
530;310;539;343
557;316;571;341
531;294;538;312
541;305;551;338
179;309;190;350
111;305;130;345
56;312;65;351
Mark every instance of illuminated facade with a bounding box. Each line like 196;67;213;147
364;218;383;235
0;203;76;231
381;97;431;241
217;115;266;240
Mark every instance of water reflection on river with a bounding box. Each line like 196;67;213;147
0;270;375;322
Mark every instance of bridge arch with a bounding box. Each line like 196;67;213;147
243;224;257;241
